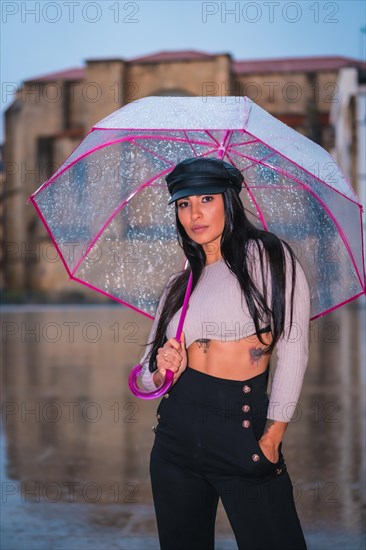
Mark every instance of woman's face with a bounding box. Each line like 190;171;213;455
176;193;225;255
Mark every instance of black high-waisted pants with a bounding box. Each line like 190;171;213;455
150;366;307;550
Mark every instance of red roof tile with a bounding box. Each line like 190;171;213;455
25;68;85;82
129;50;218;63
233;56;366;74
25;53;366;83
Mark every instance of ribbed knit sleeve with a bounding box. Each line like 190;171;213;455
139;273;177;391
252;243;311;422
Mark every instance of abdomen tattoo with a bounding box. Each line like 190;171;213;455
195;339;211;353
249;347;265;366
193;340;266;365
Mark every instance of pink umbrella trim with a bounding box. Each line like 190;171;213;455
71;146;225;275
71;165;177;276
235;128;361;207
30;197;72;278
30;183;366;321
28;129;361;211
228;148;365;289
28;133;218;200
28;127;366;301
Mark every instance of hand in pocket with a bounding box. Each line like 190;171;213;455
257;437;280;464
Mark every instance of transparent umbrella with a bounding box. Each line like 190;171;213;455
27;95;366;398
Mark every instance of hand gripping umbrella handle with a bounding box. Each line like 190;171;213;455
128;270;193;399
128;363;174;399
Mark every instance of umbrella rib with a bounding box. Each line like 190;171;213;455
183;130;197;156
244;185;303;190
188;147;228;160
228;150;365;289
71;275;156;319
281;178;364;289
205;131;221;147
232;130;361;207
29;134;218;200
221;148;269;230
27;126;96;203
229;150;277;173
218;130;232;159
71;166;176;277
182;130;210;157
72;272;365;322
360;206;366;287
81;128;362;206
227;139;260;147
132;133;218;164
310;291;366;321
131;139;176;167
29;196;72;279
226;134;268;230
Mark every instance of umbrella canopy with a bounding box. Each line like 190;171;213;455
27;96;366;321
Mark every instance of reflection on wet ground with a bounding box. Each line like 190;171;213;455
1;298;365;549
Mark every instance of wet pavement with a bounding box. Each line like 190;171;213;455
1;298;365;549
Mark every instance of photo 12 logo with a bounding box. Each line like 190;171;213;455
1;1;140;24
201;2;340;24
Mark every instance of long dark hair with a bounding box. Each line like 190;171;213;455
144;187;296;373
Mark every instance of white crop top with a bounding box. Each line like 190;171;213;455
139;240;311;422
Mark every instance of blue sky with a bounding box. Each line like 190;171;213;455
1;0;366;142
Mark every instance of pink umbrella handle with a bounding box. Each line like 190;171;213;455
128;270;193;400
128;363;174;399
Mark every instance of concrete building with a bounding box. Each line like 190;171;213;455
2;50;366;301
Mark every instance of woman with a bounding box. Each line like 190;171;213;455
139;157;311;550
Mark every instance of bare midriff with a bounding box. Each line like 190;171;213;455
186;325;273;381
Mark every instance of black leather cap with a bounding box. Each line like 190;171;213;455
165;157;243;204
